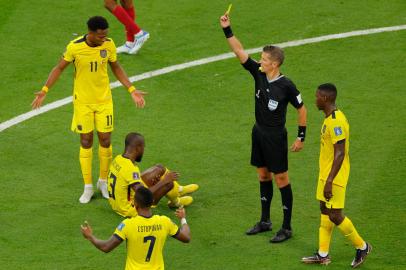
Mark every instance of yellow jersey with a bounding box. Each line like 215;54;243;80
114;215;179;270
63;35;117;105
319;110;350;187
108;155;147;217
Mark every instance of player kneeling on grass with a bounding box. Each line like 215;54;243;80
108;132;199;217
81;186;191;270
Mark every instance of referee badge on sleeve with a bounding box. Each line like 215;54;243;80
296;94;303;104
268;99;278;111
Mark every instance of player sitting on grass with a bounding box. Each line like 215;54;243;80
81;186;191;270
108;132;199;217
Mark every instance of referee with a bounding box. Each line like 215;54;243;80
220;13;307;243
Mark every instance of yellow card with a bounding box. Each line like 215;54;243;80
226;4;233;15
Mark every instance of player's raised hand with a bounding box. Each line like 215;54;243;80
175;207;186;219
220;14;231;28
162;171;180;183
80;221;93;240
290;139;304;152
131;90;147;108
31;90;47;109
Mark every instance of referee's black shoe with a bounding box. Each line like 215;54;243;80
246;221;272;235
270;228;292;243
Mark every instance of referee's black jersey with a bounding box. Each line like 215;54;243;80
242;57;304;128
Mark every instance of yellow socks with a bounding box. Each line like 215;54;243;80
337;217;365;249
98;145;112;180
319;214;334;255
79;146;92;185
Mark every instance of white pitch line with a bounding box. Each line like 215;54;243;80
1;24;405;133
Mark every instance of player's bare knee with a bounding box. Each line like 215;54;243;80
274;174;289;188
320;201;329;215
154;164;165;171
80;137;93;148
99;137;111;148
120;0;133;9
104;0;117;11
328;211;344;225
166;181;174;190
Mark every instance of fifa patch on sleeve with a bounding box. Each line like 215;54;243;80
334;127;343;136
296;94;302;104
133;172;140;180
117;223;125;231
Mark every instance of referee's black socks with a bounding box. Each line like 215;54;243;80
260;181;273;222
280;184;293;230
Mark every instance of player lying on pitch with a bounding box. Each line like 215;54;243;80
108;132;199;217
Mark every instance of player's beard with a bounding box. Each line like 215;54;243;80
135;154;143;162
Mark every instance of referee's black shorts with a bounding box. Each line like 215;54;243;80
251;123;288;174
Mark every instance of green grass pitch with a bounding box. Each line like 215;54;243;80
0;0;405;269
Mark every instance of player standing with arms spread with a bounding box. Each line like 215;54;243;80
220;10;307;243
31;16;146;204
302;83;371;268
104;0;149;54
81;186;191;270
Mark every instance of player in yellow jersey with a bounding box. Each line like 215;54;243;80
302;83;371;268
108;132;199;217
31;16;146;204
81;186;191;270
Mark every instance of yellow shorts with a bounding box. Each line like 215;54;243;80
71;102;114;134
316;179;347;209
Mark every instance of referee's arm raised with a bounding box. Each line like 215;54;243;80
220;14;248;64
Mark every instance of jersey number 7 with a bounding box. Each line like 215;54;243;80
143;236;156;262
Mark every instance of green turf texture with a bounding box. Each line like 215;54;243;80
1;1;406;269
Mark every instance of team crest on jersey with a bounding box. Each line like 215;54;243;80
133;172;140;180
334;127;343;136
117;223;125;231
268;99;278;111
100;49;107;58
